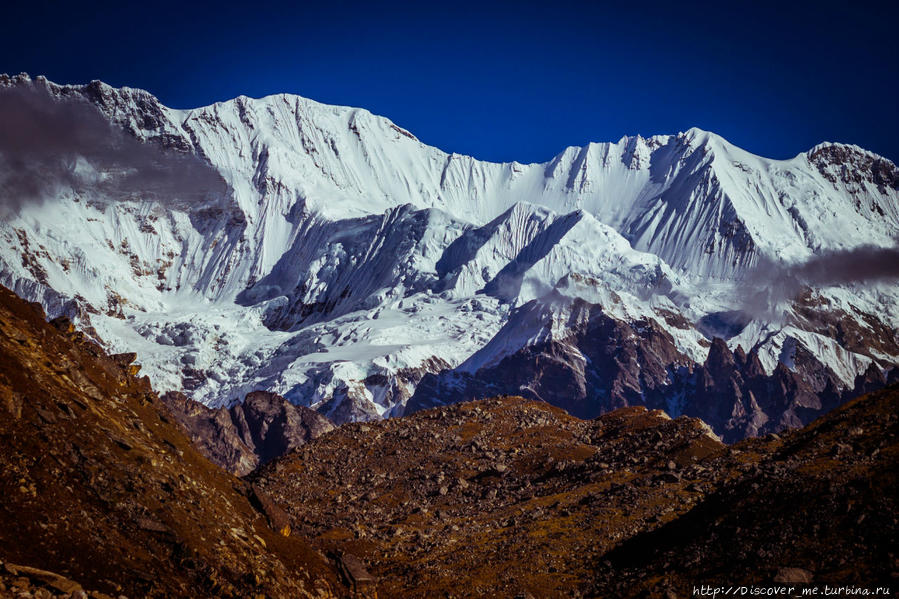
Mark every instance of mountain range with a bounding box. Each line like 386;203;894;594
1;73;897;443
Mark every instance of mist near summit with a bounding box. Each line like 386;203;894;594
0;82;226;218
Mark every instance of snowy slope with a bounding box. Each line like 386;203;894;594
1;73;898;424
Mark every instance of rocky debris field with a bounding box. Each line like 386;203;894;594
0;285;342;598
599;384;899;596
252;396;729;597
253;387;899;598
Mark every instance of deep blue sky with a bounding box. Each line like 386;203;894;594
4;0;897;164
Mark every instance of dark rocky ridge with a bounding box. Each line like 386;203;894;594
408;297;898;442
161;390;334;476
0;284;342;598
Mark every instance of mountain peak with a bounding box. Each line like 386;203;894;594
807;140;892;163
807;141;899;192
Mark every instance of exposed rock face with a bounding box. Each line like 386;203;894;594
409;298;891;442
160;391;258;476
162;390;334;476
808;142;899;194
253;386;899;598
0;284;340;598
682;337;848;441
408;299;693;419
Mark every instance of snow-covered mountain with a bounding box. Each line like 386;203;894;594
1;73;897;437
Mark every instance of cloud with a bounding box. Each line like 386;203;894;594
738;244;899;318
0;82;227;217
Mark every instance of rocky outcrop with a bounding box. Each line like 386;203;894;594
0;560;92;597
161;390;334;476
683;337;847;441
808;142;899;193
0;284;340;598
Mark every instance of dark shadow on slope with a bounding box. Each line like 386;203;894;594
236;204;438;331
435;207;514;281
697;310;751;340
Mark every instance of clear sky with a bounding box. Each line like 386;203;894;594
3;0;897;164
